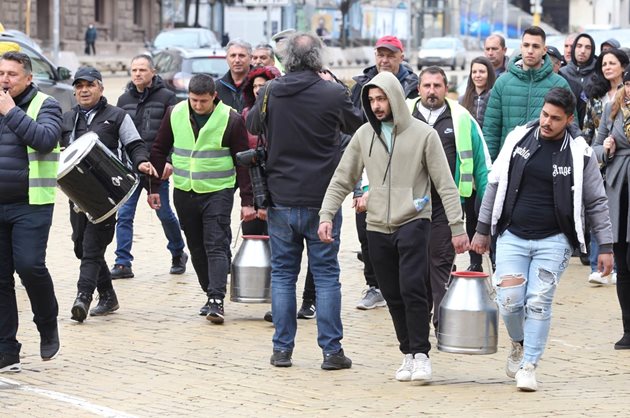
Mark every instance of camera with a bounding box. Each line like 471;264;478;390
236;146;270;209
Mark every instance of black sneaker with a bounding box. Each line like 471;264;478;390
0;352;20;373
40;326;60;360
270;349;292;367
614;333;630;350
110;264;134;279
206;298;224;324
263;310;273;323
466;264;483;272
297;300;316;319
170;252;188;275
199;301;210;316
321;349;352;370
89;289;120;316
70;292;92;323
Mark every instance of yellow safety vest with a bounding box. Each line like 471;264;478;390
26;92;59;204
170;101;235;193
406;97;475;197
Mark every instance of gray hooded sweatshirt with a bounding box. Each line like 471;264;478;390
319;72;465;236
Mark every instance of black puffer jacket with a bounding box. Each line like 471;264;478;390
116;75;176;151
0;84;62;203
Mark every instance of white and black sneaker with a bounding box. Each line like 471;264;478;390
206;299;224;324
0;352;20;373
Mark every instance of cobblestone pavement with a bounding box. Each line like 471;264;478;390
1;78;628;417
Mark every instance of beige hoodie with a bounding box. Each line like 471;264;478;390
319;71;465;235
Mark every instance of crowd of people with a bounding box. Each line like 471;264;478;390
0;26;628;394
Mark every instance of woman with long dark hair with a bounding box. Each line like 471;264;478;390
459;56;495;272
592;66;630;349
460;56;496;127
583;49;629;285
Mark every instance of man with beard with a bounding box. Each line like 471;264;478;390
319;71;469;383
559;32;598;129
472;88;613;392
407;66;490;330
349;36;419;311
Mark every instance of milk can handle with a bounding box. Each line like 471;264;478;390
232;222;243;249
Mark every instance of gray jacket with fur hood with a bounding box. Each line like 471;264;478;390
319;72;465;235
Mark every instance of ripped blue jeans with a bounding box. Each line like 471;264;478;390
494;230;572;366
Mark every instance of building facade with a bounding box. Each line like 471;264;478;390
2;0;161;53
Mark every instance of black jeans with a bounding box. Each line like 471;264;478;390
355;211;378;288
70;203;116;295
174;188;233;299
464;191;483;266
613;185;630;334
241;218;315;302
367;219;431;355
0;203;58;355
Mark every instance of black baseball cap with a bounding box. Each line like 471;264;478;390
546;45;562;61
73;66;102;85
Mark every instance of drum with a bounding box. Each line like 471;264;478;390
57;132;139;224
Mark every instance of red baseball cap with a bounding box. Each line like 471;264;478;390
375;36;404;52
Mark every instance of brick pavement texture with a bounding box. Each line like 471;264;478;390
0;79;628;416
0;192;628;417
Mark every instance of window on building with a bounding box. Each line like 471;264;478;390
133;0;142;26
95;0;104;23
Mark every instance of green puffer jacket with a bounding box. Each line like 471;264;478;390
482;54;573;161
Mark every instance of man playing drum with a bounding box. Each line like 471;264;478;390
61;66;157;323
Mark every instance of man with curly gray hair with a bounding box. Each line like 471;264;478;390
247;32;363;370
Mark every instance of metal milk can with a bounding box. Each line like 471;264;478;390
437;271;498;354
230;235;272;303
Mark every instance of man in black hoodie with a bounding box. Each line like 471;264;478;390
247;32;362;370
110;55;188;281
559;32;597;128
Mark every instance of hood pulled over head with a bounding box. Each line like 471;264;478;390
360;71;413;135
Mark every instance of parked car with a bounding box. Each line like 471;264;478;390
417;37;467;70
147;28;221;55
153;47;228;101
0;34;75;112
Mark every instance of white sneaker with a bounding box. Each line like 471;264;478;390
588;272;608;285
506;341;524;378
395;354;414;381
410;353;432;383
515;362;538;392
611;273;617;285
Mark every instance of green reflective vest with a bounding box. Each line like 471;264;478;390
406;97;475;197
26;92;59;204
170;101;235;193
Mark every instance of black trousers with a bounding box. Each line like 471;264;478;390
0;203;58;355
464;191;483;266
355;211;378;288
174;188;234;299
241;218;315;301
367;219;431;355
427;214;456;330
70;203;115;295
613;185;630;335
